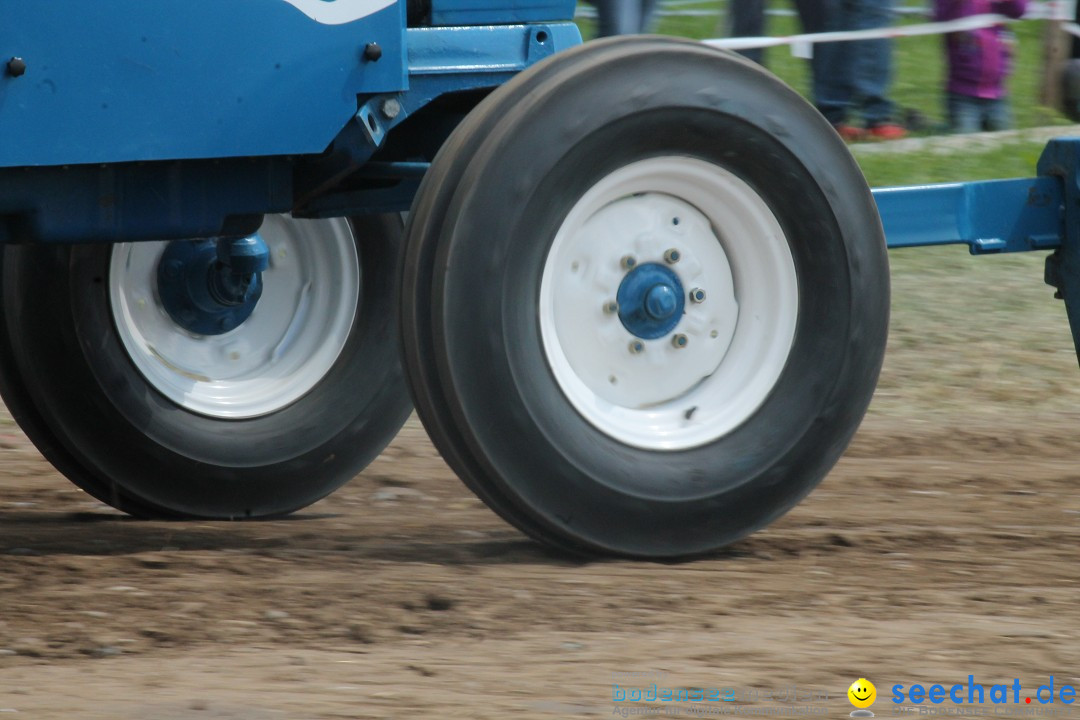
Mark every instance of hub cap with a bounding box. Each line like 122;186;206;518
616;263;685;339
109;215;360;419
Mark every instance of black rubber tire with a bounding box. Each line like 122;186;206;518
0;214;412;518
401;37;890;558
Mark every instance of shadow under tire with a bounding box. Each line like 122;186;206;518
0;214;412;518
402;37;890;558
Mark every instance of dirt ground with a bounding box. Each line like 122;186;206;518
1;403;1078;718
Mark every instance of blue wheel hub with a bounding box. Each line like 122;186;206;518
157;235;270;336
616;263;685;340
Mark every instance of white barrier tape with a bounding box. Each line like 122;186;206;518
754;0;1072;20
699;9;1080;53
705;13;1028;52
575;0;1073;41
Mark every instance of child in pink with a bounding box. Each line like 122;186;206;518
933;0;1027;132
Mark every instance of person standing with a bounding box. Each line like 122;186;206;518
1067;0;1080;121
728;0;906;141
727;0;833;120
934;0;1027;133
814;0;908;140
728;0;828;65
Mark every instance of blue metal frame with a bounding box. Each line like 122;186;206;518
429;0;575;25
873;177;1062;254
0;19;580;241
0;159;287;244
360;23;577;148
0;0;407;166
296;22;579;216
1037;139;1080;365
872;137;1080;365
0;4;578;170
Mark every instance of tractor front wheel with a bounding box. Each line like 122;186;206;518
401;37;890;558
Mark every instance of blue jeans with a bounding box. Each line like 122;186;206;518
591;0;657;36
814;0;896;127
727;0;830;108
947;93;1011;133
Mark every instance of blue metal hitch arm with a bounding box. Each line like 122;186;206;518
874;137;1080;366
873;176;1062;255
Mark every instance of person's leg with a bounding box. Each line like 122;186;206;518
981;97;1012;132
811;0;853;126
728;0;766;65
592;0;639;37
795;0;827;33
637;0;658;32
1074;0;1080;59
852;0;896;128
795;0;828;107
946;92;982;134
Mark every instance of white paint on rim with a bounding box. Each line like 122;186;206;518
280;0;395;25
538;157;798;451
109;215;360;419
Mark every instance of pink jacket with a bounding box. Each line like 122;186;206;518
934;0;1027;99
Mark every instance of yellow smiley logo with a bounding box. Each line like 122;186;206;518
848;678;877;709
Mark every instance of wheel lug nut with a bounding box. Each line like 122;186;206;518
620;255;637;271
689;288;706;303
671;333;688;349
663;248;681;264
603;301;619;315
628;340;645;354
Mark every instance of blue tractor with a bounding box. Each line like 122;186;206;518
3;1;1076;558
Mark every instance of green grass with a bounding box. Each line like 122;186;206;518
856;139;1048;185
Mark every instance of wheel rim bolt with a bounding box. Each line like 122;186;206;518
671;333;688;349
689;288;706;303
603;301;619;315
628;340;645;354
620;255;637;271
664;248;681;264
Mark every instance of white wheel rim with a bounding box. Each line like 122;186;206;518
109;215;360;419
539;157;798;451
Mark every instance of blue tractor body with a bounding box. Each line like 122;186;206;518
0;0;579;242
0;0;407;166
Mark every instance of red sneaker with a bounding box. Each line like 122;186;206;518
867;123;907;141
833;123;866;142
